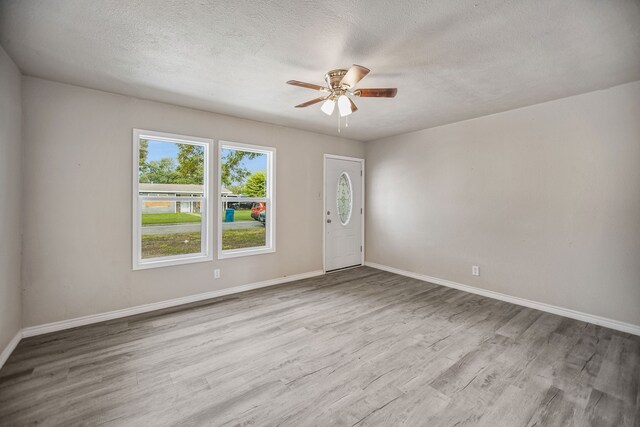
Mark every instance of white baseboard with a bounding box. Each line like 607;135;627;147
365;262;640;336
10;262;638;367
21;270;324;338
0;331;23;370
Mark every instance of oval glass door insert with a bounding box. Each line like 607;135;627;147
336;172;353;225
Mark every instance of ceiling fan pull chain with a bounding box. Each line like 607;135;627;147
338;114;341;133
346;115;349;128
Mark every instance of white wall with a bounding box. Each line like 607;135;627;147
21;77;364;327
366;81;640;327
16;75;640;330
0;46;22;350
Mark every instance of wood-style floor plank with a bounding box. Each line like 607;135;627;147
0;266;638;426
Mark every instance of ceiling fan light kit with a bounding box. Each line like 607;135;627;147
287;64;397;130
321;98;335;116
337;95;352;117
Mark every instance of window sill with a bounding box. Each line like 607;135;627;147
218;246;275;260
133;253;213;270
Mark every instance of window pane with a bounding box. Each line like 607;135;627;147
337;172;353;225
221;202;267;250
139;139;204;188
141;201;203;259
220;148;268;197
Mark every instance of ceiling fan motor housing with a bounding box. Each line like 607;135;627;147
324;69;348;91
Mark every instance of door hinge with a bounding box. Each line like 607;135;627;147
360;170;363;176
361;208;363;214
360;245;363;252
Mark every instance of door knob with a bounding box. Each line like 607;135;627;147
327;219;332;223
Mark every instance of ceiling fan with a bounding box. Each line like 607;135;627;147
287;65;397;117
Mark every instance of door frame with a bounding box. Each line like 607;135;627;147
323;154;365;273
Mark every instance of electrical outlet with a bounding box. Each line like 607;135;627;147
472;266;480;276
214;269;221;279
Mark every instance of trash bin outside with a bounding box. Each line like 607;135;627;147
225;208;235;222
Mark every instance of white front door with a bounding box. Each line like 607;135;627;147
325;156;363;271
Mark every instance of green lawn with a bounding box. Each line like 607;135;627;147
142;210;254;225
222;209;253;222
142;213;201;225
222;228;265;250
141;227;265;257
141;232;201;258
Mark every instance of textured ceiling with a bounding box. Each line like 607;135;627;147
1;0;639;141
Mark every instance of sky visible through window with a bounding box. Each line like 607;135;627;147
147;140;179;161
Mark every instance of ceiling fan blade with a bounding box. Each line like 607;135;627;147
355;88;398;98
294;97;327;108
287;80;325;91
349;97;358;113
340;65;370;88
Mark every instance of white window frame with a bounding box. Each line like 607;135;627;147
218;141;276;259
132;129;213;270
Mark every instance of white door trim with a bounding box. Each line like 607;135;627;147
323;154;365;273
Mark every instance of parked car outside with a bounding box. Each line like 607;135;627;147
227;201;253;210
251;202;266;220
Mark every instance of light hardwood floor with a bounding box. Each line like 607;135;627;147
1;267;638;426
